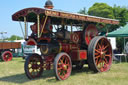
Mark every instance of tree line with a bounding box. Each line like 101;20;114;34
0;35;23;41
78;3;128;52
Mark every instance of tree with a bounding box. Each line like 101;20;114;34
112;5;128;53
88;3;114;19
79;3;128;52
78;7;87;15
88;3;128;30
87;3;128;32
7;35;23;41
87;3;128;53
113;5;128;26
88;3;117;33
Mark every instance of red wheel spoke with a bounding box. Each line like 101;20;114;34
103;50;107;53
60;59;64;64
102;60;105;67
58;67;63;70
62;71;66;76
62;56;65;61
95;52;99;55
97;59;102;66
66;63;70;66
98;59;104;69
100;39;104;46
58;64;62;67
99;62;102;69
104;63;109;68
103;44;109;50
95;59;99;65
103;59;106;64
64;57;68;64
100;67;104;72
101;45;104;50
96;46;101;51
64;59;67;64
100;60;104;68
95;49;101;53
105;54;111;58
95;55;100;59
97;43;102;49
100;60;105;69
104;58;109;64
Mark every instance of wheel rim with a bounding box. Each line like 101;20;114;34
26;54;43;79
2;51;13;61
56;54;72;80
94;38;112;72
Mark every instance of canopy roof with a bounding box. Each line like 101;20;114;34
12;7;119;25
107;24;128;37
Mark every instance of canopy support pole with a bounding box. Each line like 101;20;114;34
40;16;48;37
24;17;27;39
18;20;25;39
124;37;126;53
37;14;40;38
71;23;73;34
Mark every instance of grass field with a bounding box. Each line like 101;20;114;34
0;57;128;85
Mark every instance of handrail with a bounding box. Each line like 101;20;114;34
39;16;48;37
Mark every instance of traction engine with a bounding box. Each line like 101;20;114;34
12;0;119;81
25;21;112;80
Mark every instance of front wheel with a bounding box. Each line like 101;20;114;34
88;36;113;72
24;54;44;79
54;52;72;80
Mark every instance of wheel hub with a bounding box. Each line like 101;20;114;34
101;52;105;58
32;64;39;69
62;64;67;70
5;55;10;60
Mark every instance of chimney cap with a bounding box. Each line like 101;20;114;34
44;0;54;9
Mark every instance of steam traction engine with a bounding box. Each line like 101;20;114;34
12;1;119;80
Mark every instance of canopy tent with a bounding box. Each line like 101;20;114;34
107;24;128;37
107;24;128;55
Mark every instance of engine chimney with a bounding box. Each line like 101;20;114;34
44;0;54;9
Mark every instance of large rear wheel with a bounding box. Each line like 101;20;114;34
88;36;112;72
54;52;72;80
24;54;44;79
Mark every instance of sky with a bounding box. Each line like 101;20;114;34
0;0;128;38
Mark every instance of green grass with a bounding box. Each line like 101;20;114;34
0;58;128;85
